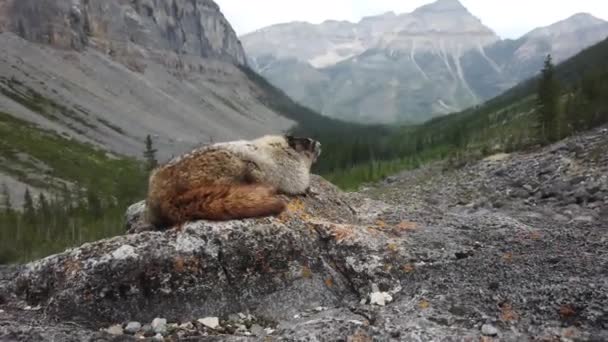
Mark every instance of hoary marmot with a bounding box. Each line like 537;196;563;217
146;135;322;227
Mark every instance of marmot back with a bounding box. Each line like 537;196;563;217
146;135;321;228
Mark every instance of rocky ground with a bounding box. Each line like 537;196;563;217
0;126;607;341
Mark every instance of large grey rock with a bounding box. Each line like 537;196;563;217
10;177;408;327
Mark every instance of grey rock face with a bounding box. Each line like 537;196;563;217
1;0;246;65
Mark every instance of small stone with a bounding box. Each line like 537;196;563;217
179;322;194;330
553;214;569;222
106;324;124;336
125;322;142;334
238;312;247;319
198;317;220;329
314;306;326;312
141;324;154;337
370;291;393;306
23;305;41;311
152;333;164;341
0;309;4;314
151;318;167;335
228;314;241;322
235;324;248;333
293;314;301;319
481;324;499;336
360;298;367;305
264;328;275;335
574;216;595;223
250;324;264;336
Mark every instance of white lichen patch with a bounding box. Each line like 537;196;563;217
369;291;393;306
170;233;207;253
110;245;139;260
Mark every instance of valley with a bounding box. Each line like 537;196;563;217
0;0;607;340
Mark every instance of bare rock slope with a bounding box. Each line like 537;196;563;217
1;127;607;340
0;0;294;160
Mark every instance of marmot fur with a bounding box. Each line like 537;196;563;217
146;135;321;227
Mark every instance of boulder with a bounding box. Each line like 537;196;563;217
12;176;409;328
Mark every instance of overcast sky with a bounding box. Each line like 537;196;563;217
215;0;608;39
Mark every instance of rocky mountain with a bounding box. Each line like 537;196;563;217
0;0;334;204
242;0;608;123
1;124;607;340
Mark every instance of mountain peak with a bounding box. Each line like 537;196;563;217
415;0;468;13
562;12;606;26
525;12;607;38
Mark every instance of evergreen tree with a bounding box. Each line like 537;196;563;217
1;183;11;214
537;54;562;142
86;189;103;220
23;188;36;224
37;193;51;223
143;134;158;172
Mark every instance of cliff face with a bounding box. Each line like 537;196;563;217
0;0;300;206
0;0;246;66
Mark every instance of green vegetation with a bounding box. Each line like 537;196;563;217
0;112;146;263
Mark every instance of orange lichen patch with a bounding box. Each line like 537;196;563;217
387;243;399;253
325;277;334;288
480;337;495;342
375;220;387;228
329;224;355;242
396;221;418;231
301;265;313;279
562;327;579;338
502;252;513;263
174;256;200;273
559;304;577;320
403;263;415;273
174;256;186;273
348;329;372;342
286;198;306;213
499;302;519;322
366;226;381;236
63;258;82;277
418;299;430;309
528;231;543;240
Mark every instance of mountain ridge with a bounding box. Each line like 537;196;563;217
241;0;608;123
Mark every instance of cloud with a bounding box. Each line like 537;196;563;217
216;0;608;38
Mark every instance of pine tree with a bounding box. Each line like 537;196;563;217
37;193;51;222
23;188;36;224
86;189;103;220
143;134;158;172
537;54;562;143
1;183;11;214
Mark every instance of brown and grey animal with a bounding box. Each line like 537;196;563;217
146;135;322;227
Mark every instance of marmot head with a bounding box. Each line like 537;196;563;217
285;135;322;163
